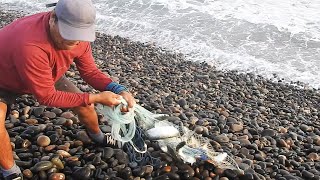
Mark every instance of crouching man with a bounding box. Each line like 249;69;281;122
0;0;135;179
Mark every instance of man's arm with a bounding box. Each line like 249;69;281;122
75;43;136;109
74;43;113;91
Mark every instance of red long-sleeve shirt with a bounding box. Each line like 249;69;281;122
0;12;112;108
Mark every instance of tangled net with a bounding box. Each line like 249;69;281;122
98;99;243;174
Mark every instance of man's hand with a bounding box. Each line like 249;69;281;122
119;91;136;112
89;91;122;107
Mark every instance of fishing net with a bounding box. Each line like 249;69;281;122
98;98;243;174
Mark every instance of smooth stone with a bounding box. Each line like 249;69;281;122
23;106;31;115
261;129;276;137
56;150;71;158
39;170;47;180
25;118;38;125
302;170;315;179
17;153;33;159
49;173;65;180
43;111;57;119
37;135;51;147
119;167;132;179
51;108;63;115
23;169;33;178
230;123;244;132
214;134;230;143
32;107;45;117
45;145;56;152
102;147;114;159
31;161;53;172
195;126;203;134
72;167;91;180
16;160;33;168
21;139;32;148
11;110;19;119
129;162;138;168
51;157;64;169
54;118;67;125
115;151;129;164
60;112;74;119
76;131;92;144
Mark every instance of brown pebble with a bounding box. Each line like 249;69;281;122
66;156;79;162
25;118;38;125
60;112;74;119
307;153;320;161
11;110;19;119
45;145;57;152
279;127;288;133
163;166;171;173
57;144;70;152
56;150;71;158
22;139;32;148
23;169;33;178
37;135;51;147
23;106;31;115
49;173;65;180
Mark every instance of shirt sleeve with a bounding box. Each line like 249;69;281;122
75;43;113;91
13;45;90;108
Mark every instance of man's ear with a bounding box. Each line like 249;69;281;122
49;11;56;26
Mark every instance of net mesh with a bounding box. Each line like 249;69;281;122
99;102;243;174
134;105;243;173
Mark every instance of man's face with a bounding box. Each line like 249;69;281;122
49;12;80;50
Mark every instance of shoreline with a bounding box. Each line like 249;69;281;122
1;9;320;180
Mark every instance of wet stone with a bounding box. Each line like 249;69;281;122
21;139;32;148
31;161;53;172
261;129;276;137
17;153;33;160
32;107;45;117
51;157;64;169
25;118;38;125
51;108;63;115
23;169;33;178
76;131;92;144
100;125;111;133
39;170;47;180
56;150;71;158
37;135;51;147
302;170;315;179
102;147;114;159
72;167;91;180
60;111;74;119
214;134;230;143
43;111;57;119
49;173;65;180
119;167;132;179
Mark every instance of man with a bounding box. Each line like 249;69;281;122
0;0;136;179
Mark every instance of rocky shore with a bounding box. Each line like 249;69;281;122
1;9;320;180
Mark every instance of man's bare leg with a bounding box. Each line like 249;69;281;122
0;102;14;169
0;102;22;179
73;104;100;134
55;76;119;147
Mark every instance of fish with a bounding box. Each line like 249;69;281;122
145;126;180;140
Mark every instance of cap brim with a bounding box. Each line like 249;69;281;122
58;21;96;42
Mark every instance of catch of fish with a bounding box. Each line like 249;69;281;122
98;98;243;174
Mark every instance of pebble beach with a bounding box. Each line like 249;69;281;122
1;9;320;180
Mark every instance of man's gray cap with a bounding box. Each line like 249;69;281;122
55;0;96;42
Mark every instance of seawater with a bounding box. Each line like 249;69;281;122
1;0;319;88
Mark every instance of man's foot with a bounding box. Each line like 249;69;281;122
103;133;123;149
3;173;23;180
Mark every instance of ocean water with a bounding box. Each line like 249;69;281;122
1;0;319;89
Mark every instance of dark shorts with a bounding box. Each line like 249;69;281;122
0;76;81;105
